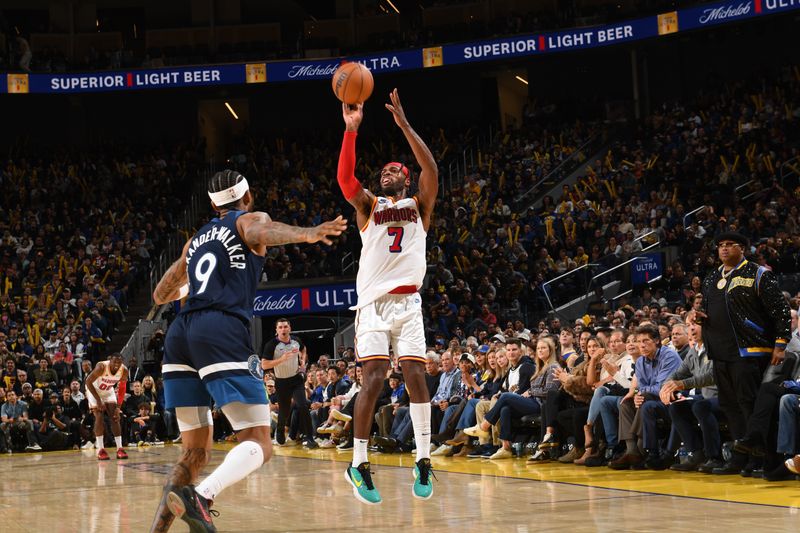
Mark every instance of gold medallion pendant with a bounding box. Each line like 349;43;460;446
717;278;727;290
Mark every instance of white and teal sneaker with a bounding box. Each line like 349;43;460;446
412;458;434;500
345;462;382;505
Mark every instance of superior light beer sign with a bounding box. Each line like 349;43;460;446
3;0;799;94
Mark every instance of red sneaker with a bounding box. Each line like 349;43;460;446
116;448;129;460
97;448;110;461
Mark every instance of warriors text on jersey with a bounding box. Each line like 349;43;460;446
180;210;265;322
87;361;127;407
355;196;426;309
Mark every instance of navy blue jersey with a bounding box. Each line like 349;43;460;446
180;210;264;322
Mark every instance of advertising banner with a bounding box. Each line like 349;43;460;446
252;282;357;317
2;0;798;94
631;253;664;285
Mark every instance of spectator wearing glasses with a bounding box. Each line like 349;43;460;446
690;232;791;475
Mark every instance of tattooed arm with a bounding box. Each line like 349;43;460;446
153;240;191;305
238;211;348;256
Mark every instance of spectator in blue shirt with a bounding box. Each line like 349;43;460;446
609;324;681;470
1;390;41;451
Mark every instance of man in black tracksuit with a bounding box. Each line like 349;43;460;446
261;318;316;448
692;232;791;475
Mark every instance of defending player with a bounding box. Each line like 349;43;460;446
85;352;129;460
337;89;438;504
148;170;346;533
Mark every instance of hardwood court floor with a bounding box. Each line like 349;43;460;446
2;443;800;532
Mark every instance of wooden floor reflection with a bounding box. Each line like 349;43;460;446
2;444;800;532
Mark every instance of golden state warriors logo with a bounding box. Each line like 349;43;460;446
729;277;755;291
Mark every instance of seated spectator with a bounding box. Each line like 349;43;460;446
0;390;40;452
36;402;73;451
575;329;635;465
428;351;461;434
317;366;362;447
559;327;579;369
480;337;559;459
609;324;681;470
131;403;156;444
660;322;721;473
533;336;601;461
375;372;406;438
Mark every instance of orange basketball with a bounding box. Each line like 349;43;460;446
331;62;374;105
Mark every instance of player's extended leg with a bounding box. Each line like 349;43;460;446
106;403;127;459
93;407;109;460
165;402;271;533
194;402;272;504
400;359;434;499
346;358;389;505
150;417;213;533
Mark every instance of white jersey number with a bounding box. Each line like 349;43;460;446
194;252;218;294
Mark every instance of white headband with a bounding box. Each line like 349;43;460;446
208;177;249;206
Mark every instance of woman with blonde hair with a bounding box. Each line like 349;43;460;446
469;338;560;459
463;349;510;457
531;335;605;462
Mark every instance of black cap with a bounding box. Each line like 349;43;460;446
715;232;749;248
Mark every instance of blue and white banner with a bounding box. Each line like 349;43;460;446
28;64;245;94
631;253;664;285
266;49;421;82
3;0;799;94
252;282;357;317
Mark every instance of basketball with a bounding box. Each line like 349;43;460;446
331;62;374;105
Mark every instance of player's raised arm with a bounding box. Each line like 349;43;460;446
385;88;438;225
338;103;376;224
240;212;348;250
153;239;191;305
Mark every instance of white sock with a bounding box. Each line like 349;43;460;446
196;440;264;501
352;438;369;467
114;436;123;449
410;403;431;462
96;436;104;450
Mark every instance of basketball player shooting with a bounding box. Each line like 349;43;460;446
337;89;438;504
148;170;346;533
85;352;129;461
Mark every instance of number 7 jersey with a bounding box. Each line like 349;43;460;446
355;196;427;309
180;210;265;322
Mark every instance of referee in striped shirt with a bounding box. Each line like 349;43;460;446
261;318;317;448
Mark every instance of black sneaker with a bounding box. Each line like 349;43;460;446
671;451;706;472
304;439;319;449
733;435;765;457
481;445;499;458
645;451;672;471
467;445;488;458
764;463;796;482
167;486;218;533
698;458;725;474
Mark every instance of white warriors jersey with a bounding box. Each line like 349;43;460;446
94;361;127;395
355;195;427;309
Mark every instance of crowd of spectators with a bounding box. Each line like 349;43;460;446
0;143;203;452
264;297;800;482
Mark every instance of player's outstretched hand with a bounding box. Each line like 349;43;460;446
343;102;363;132
307;216;348;245
385;88;409;129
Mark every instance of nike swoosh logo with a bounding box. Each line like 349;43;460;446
353;477;363;488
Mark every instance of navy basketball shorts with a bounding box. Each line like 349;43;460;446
162;310;267;410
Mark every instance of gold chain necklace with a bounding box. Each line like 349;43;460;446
717;266;736;290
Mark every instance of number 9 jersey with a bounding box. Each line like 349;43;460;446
180;210;265;322
355;196;426;310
